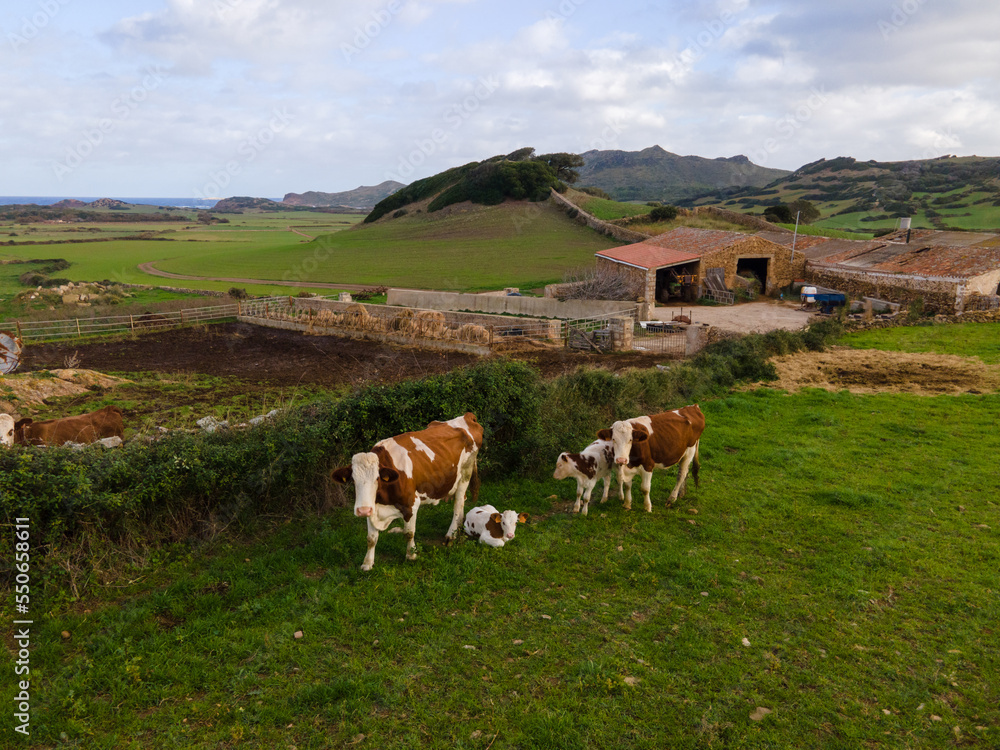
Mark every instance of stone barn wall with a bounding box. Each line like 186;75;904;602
805;265;963;314
595;256;654;304
699;236;802;294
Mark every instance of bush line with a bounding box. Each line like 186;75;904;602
1;319;843;555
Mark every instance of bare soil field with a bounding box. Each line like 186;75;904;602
765;346;1000;395
17;322;670;389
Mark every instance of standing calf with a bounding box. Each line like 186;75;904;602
553;438;639;515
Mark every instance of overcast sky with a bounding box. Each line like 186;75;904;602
3;0;998;198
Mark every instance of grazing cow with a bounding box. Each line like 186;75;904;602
1;414;14;447
331;412;484;571
598;405;705;512
463;505;528;547
552;438;640;515
14;405;125;447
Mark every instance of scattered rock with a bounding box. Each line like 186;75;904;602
293;630;303;639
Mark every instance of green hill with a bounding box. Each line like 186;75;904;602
282;181;404;210
576;145;791;203
683;155;1000;232
366;149;567;223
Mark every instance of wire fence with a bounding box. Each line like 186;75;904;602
4;295;691;358
4;297;296;342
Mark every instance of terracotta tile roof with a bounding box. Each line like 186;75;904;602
817;243;1000;278
596;227;758;270
877;229;998;247
596;242;700;270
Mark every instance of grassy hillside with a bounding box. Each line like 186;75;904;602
211;200;622;291
577;145;791;203
682;155;1000;233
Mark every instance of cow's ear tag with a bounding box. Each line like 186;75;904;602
331;467;352;484
491;513;502;524
379;467;399;483
518;513;529;524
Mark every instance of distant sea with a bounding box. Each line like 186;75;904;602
0;196;227;209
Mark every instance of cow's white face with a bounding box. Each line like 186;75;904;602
350;452;383;518
610;420;634;466
553;453;574;480
0;414;14;447
495;510;527;540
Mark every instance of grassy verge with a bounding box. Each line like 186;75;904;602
839;321;1000;363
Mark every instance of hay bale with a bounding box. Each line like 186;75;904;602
458;323;489;344
415;310;447;338
342;303;371;329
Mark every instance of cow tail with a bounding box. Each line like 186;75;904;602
691;441;700;488
469;459;481;505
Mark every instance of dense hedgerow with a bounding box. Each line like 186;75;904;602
0;321;843;552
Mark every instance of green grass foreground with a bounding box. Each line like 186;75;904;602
3;320;1000;748
6;389;999;748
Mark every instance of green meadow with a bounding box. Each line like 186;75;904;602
3;323;999;748
1;201;622;302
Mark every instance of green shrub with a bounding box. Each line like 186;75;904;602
649;205;678;222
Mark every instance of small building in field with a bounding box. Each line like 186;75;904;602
595;227;805;304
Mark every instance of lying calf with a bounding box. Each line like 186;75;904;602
463;505;528;547
553;438;638;515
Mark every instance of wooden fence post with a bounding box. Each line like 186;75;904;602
76;318;81;337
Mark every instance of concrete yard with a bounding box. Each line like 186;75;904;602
649;300;820;334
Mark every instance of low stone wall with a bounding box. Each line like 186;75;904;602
694;206;790;233
844;307;1000;332
549;190;650;243
806;264;962;314
239;315;492;355
386;289;640;320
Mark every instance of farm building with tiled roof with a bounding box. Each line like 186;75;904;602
595;227;806;305
804;229;1000;314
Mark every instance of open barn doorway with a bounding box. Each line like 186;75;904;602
655;262;700;303
736;257;769;293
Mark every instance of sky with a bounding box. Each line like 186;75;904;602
2;0;998;199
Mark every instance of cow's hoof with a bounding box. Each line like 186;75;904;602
360;563;373;572
406;553;418;561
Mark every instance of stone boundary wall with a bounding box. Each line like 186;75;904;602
385;289;640;320
239;315;492;355
806;263;963;314
549;190;650;243
844;307;1000;332
694;206;791;233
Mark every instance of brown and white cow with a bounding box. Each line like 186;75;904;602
14;405;125;447
1;414;15;447
331;412;484;571
463;505;528;547
552;438;640;515
598;405;705;512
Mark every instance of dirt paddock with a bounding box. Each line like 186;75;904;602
17;322;672;388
